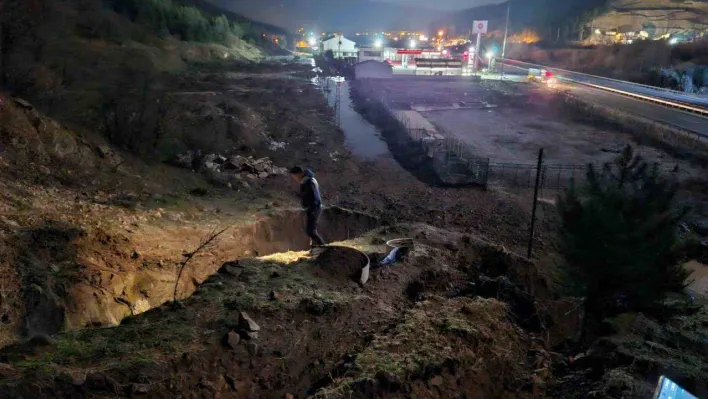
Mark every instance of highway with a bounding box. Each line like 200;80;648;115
496;61;708;137
500;59;708;111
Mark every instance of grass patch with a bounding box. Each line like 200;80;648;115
319;296;528;396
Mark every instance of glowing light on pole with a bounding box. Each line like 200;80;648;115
374;39;383;48
409;40;417;49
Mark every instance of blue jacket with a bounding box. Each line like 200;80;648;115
300;169;323;212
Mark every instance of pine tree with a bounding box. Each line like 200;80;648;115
558;146;689;322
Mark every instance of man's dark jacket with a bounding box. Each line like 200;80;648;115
300;169;323;212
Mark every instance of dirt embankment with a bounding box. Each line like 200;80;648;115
0;225;558;398
0;52;353;347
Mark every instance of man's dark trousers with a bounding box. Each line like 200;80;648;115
306;206;325;247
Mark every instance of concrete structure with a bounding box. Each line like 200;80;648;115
358;47;385;62
354;61;393;79
322;34;358;59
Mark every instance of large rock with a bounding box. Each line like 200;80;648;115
238;312;260;332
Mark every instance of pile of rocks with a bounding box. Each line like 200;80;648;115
174;151;288;181
208;154;288;180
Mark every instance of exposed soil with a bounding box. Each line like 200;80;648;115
309;246;369;285
0;226;549;398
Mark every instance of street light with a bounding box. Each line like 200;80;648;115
438;30;444;37
374;39;383;48
308;37;317;46
409;40;417;48
486;50;496;72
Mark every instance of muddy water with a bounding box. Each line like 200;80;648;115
322;77;389;159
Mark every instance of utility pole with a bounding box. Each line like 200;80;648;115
527;148;544;259
500;0;511;80
473;32;481;72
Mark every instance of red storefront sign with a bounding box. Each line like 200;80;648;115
396;49;423;55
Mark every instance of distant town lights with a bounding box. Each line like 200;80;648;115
419;35;428;41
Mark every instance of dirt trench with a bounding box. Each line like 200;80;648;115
12;207;378;339
0;223;553;399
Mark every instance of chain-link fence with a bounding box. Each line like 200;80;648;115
383;96;490;186
487;163;589;190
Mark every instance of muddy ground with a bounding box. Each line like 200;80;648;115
0;56;707;398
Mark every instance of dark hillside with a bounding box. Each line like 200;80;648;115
433;0;609;41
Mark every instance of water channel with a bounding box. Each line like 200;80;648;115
316;75;389;159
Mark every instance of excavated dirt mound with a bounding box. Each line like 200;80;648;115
308;246;369;285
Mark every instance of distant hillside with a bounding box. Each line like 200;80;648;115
206;0;444;33
171;0;289;36
590;0;708;37
439;0;708;43
433;0;608;41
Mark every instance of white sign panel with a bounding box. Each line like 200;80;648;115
472;20;488;34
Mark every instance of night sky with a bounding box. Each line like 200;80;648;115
378;0;501;11
209;0;508;32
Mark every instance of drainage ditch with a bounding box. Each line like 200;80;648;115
16;207;379;339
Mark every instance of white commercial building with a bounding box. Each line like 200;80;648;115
322;34;358;59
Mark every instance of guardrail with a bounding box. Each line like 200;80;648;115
498;58;708;118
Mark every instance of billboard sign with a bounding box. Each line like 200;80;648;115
473;21;488;34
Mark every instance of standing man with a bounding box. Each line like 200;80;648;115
290;166;326;248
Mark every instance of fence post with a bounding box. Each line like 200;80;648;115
527;148;544;259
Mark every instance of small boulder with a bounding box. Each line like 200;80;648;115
224;331;240;349
72;373;87;386
258;172;269;179
429;375;443;386
269;290;280;300
131;383;150;395
13;98;33;110
219;262;242;277
238;312;260;331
